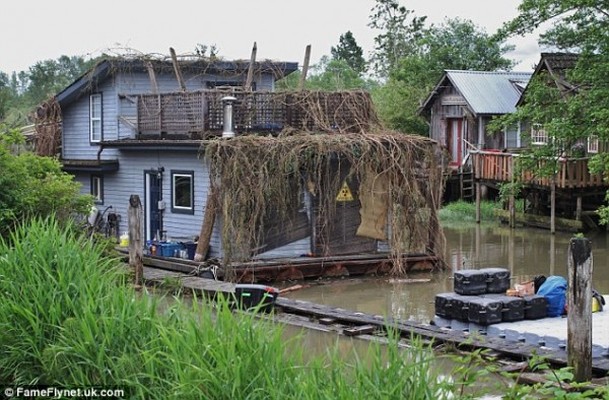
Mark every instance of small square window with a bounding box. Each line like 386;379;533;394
171;171;194;214
91;175;103;203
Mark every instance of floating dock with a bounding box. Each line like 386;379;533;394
142;267;609;376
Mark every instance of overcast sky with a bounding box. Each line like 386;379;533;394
2;0;542;75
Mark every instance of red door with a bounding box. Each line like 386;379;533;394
447;119;463;167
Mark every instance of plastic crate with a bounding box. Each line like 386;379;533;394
467;297;503;325
234;284;279;312
158;242;182;257
481;267;511;294
454;269;488;295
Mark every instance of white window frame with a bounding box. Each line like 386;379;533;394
90;93;102;142
588;135;599;154
171;171;194;214
505;122;522;148
531;124;549;145
91;175;103;203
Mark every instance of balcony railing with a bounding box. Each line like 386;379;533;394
471;150;606;189
135;90;377;138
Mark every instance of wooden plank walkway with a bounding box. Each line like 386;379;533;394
142;267;609;375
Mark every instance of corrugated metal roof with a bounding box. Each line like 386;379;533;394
445;70;532;115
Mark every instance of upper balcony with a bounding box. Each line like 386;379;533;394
116;89;378;141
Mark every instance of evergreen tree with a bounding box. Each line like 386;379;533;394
331;31;366;75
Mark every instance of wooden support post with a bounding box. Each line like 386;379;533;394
169;47;187;92
509;160;515;228
567;237;593;383
298;45;311;91
509;192;515;229
576;196;582;222
550;180;556;234
128;195;144;287
145;61;159;94
194;187;218;262
475;181;481;223
244;42;257;91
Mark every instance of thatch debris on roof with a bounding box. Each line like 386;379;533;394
204;129;447;277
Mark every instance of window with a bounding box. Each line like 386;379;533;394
588;135;599;154
505;123;522;148
91;175;104;203
90;93;102;142
531;124;549;145
171;171;194;214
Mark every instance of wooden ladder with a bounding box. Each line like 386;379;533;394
460;171;474;201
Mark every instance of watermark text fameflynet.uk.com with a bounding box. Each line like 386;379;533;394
3;386;126;399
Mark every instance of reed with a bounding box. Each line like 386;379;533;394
0;217;458;399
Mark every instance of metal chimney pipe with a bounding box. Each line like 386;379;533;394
221;96;237;138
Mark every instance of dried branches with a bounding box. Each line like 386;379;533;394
204;130;446;276
33;99;62;157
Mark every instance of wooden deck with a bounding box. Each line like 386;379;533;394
471;151;606;189
141;267;609;376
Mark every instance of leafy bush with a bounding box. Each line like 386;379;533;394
0;137;91;236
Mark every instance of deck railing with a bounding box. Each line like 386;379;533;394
135;90;376;137
471;150;606;189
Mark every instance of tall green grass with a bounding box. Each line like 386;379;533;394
0;217;458;399
439;200;502;224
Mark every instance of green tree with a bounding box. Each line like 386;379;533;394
331;31;367;75
374;17;514;134
24;55;95;106
0;128;92;236
368;0;427;77
498;0;609;221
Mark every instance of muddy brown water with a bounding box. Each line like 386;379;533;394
281;224;609;323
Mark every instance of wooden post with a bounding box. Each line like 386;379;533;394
550;179;556;234
145;61;159;94
128;195;144;287
169;47;187;92
509;191;515;229
509;158;515;228
475;181;481;223
298;45;311;91
194;187;218;262
567;237;593;382
244;42;257;91
576;196;582;221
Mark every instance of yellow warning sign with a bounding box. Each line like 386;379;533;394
336;181;354;202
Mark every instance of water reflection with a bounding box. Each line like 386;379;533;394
285;224;609;322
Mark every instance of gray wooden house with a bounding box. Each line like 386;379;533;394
55;56;305;259
53;56;419;266
420;70;532;168
419;70;532;200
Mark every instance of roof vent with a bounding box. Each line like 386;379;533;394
221;96;237;138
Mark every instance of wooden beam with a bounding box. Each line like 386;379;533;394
298;45;311;91
567;237;593;382
169;47;187;92
128;195;144;287
244;42;257;92
194;187;218;262
576;196;583;221
145;61;159;94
